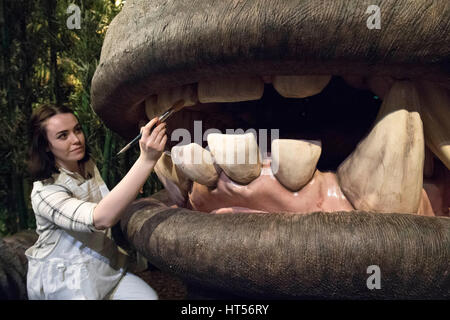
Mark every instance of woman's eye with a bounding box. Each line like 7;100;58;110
57;133;67;139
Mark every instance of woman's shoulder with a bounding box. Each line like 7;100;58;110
31;173;73;196
31;159;101;193
32;176;54;190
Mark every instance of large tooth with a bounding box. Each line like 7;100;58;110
154;151;191;206
367;76;394;100
171;143;219;187
158;84;198;109
198;76;264;103
337;81;424;214
273;75;331;98
207;132;262;184
145;84;197;121
416;81;450;169
271;139;322;191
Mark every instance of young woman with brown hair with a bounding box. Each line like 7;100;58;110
25;104;166;300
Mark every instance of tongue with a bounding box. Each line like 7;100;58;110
188;158;355;214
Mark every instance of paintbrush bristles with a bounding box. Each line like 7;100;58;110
173;99;186;111
116;99;186;156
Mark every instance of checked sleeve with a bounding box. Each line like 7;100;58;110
31;183;99;233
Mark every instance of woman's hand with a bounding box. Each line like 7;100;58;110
139;117;167;163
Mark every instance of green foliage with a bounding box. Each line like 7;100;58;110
0;0;163;236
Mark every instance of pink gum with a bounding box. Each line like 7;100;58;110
188;160;441;216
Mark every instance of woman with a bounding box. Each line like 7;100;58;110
25;104;167;300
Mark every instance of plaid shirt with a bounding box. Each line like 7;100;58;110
31;159;104;235
26;160;128;299
27;159;115;261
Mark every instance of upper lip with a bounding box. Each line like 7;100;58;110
71;146;83;152
90;0;450;139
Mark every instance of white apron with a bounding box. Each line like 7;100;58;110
25;163;128;300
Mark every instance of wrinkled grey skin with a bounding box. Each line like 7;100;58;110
120;191;450;299
0;231;38;299
90;0;450;299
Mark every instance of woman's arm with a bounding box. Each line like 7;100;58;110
93;118;167;230
31;183;101;233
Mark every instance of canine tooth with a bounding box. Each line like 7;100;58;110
416;81;450;169
272;75;331;98
207;132;262;184
367;76;394;100
171;143;219;187
271;139;322;191
158;84;198;109
198;76;264;103
337;81;424;213
154;152;191;206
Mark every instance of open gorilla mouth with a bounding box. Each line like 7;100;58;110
144;75;449;216
91;0;450;298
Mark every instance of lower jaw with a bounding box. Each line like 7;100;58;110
186;158;445;217
120;190;450;299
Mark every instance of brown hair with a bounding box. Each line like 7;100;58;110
28;104;90;181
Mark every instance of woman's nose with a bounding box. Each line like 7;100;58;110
70;132;81;144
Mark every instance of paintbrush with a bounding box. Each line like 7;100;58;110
116;99;185;156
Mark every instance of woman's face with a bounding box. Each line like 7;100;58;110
45;113;86;172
